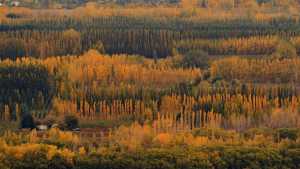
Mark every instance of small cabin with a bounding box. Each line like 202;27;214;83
36;125;48;131
51;123;59;128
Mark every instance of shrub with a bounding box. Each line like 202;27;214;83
64;115;79;130
20;113;35;129
91;41;105;54
6;13;22;19
175;49;210;68
274;128;300;141
48;155;74;169
272;40;297;60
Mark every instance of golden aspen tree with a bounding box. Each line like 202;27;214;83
4;105;10;121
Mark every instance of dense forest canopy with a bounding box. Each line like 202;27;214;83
1;0;300;128
2;1;300;168
0;0;300;129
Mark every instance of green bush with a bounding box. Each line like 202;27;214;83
48;155;74;169
7;151;48;169
243;128;274;139
64;115;79;130
3;145;300;169
274;128;300;141
192;128;237;140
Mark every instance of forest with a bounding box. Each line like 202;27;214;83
2;0;300;168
